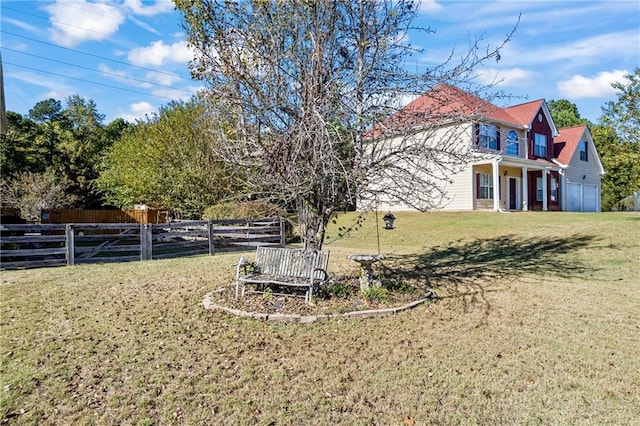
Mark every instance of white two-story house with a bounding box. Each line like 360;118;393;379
366;84;604;212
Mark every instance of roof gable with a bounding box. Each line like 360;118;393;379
504;99;559;136
553;124;605;174
367;84;526;137
503;100;543;126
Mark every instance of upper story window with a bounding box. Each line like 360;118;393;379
534;133;547;157
579;141;588;161
478;124;498;150
506;130;518;156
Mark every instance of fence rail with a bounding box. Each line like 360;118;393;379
0;217;285;270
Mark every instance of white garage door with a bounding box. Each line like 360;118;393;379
566;183;598;212
567;183;581;212
583;185;598;212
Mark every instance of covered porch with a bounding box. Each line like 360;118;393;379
473;158;561;212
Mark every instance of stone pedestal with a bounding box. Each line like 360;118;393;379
347;254;384;292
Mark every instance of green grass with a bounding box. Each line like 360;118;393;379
1;211;639;424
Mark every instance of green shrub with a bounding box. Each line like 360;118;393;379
327;281;356;299
362;286;388;303
203;201;286;220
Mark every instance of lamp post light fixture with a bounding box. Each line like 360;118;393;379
383;211;396;230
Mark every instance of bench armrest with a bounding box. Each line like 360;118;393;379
312;267;329;284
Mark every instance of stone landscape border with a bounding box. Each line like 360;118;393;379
202;288;434;323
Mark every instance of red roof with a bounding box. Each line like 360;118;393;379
366;84;524;137
503;99;544;127
553;125;587;164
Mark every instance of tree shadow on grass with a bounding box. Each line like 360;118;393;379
382;234;598;318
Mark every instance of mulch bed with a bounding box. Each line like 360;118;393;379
209;275;431;316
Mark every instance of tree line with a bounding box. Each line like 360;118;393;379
1;95;243;220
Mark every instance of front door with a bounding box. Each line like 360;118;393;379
508;177;520;210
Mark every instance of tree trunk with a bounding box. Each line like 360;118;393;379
298;201;325;252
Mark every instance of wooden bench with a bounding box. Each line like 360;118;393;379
235;247;330;304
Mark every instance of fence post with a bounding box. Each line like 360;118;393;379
140;223;152;260
279;216;286;247
65;224;75;266
207;220;215;255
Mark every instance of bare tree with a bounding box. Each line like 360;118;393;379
0;170;76;221
177;0;516;250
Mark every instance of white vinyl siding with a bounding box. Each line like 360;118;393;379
363;122;475;211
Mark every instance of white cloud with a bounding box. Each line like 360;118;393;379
145;71;182;86
119;101;157;122
128;40;193;66
477;67;536;87
45;0;124;47
98;64;152;88
151;87;199;102
3;17;41;33
519;30;639;67
557;70;630;99
419;0;443;14
129;16;161;36
124;0;175;17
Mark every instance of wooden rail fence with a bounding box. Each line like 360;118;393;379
0;217;285;270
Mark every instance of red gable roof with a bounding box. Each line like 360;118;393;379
503;99;544;127
366;83;524;137
553;125;587;164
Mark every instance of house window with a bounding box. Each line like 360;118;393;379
536;177;543;201
534;133;547;157
551;176;558;201
478;124;498;150
506;130;518;156
478;174;493;199
579;141;588;161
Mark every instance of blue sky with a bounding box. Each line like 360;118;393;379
1;0;638;124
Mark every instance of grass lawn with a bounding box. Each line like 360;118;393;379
1;211;639;424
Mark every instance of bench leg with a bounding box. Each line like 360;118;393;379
235;280;246;299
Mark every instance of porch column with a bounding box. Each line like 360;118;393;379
522;166;528;211
560;171;567;211
492;159;500;211
542;168;548;211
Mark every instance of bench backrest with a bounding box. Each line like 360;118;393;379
254;247;329;279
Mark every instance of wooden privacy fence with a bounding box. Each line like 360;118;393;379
0;217;285;270
41;208;168;224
